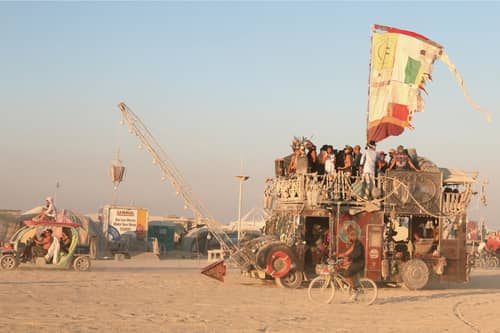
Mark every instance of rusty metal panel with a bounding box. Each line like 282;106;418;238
386;171;443;216
365;224;383;281
336;212;384;259
201;260;227;282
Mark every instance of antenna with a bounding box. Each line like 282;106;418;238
54;181;60;203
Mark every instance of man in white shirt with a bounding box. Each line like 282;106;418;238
360;141;378;199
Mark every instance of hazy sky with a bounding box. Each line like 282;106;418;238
1;2;498;229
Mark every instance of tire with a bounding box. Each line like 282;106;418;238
308;275;335;304
355;278;378;305
275;270;303;289
486;257;499;270
0;255;18;271
402;259;429;290
73;256;91;272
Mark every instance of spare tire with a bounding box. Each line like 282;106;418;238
266;245;295;278
255;241;285;271
402;258;430;290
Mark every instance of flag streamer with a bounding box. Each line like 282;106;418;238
439;51;492;123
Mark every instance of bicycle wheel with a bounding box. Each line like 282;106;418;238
355;278;378;305
486;257;499;269
308;275;336;304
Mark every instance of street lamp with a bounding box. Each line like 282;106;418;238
234;175;250;245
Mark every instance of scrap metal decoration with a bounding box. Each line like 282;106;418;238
201;260;227;282
386;171;442;216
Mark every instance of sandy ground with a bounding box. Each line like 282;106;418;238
1;254;499;333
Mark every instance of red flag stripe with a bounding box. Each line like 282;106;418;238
373;24;443;49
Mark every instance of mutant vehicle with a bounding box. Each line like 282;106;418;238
0;220;91;272
234;150;483;290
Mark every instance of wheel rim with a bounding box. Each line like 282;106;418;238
403;259;429;290
276;270;303;289
75;257;90;271
1;256;16;270
308;276;335;304
487;258;498;269
281;271;298;284
356;278;378;305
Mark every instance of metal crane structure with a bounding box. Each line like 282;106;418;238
117;102;249;268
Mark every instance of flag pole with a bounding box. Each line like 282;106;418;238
366;25;375;142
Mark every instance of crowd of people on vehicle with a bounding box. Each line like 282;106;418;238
277;137;422;200
284;137;420;178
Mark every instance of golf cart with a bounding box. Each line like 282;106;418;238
0;220;91;271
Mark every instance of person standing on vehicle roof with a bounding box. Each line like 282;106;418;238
324;145;336;176
387;145;419;171
360;141;377;199
305;140;318;173
352;145;362;178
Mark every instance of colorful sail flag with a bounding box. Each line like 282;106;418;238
367;24;491;143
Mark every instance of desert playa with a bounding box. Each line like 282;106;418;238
1;257;499;333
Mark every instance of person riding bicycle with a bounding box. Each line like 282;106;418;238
338;230;365;291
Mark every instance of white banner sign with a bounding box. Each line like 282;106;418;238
109;208;138;235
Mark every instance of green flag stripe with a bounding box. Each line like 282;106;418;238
404;57;421;84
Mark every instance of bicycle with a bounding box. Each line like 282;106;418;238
308;258;377;305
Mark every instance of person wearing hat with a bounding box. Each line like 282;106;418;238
376;151;389;177
338;145;353;175
305;140;318;173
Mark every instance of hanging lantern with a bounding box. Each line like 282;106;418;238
110;164;126;188
110;150;126;190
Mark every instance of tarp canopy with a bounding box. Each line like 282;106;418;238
440;168;478;185
0;210;21;242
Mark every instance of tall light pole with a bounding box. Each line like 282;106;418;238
235;175;250;245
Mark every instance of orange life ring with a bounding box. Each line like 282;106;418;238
266;249;292;278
